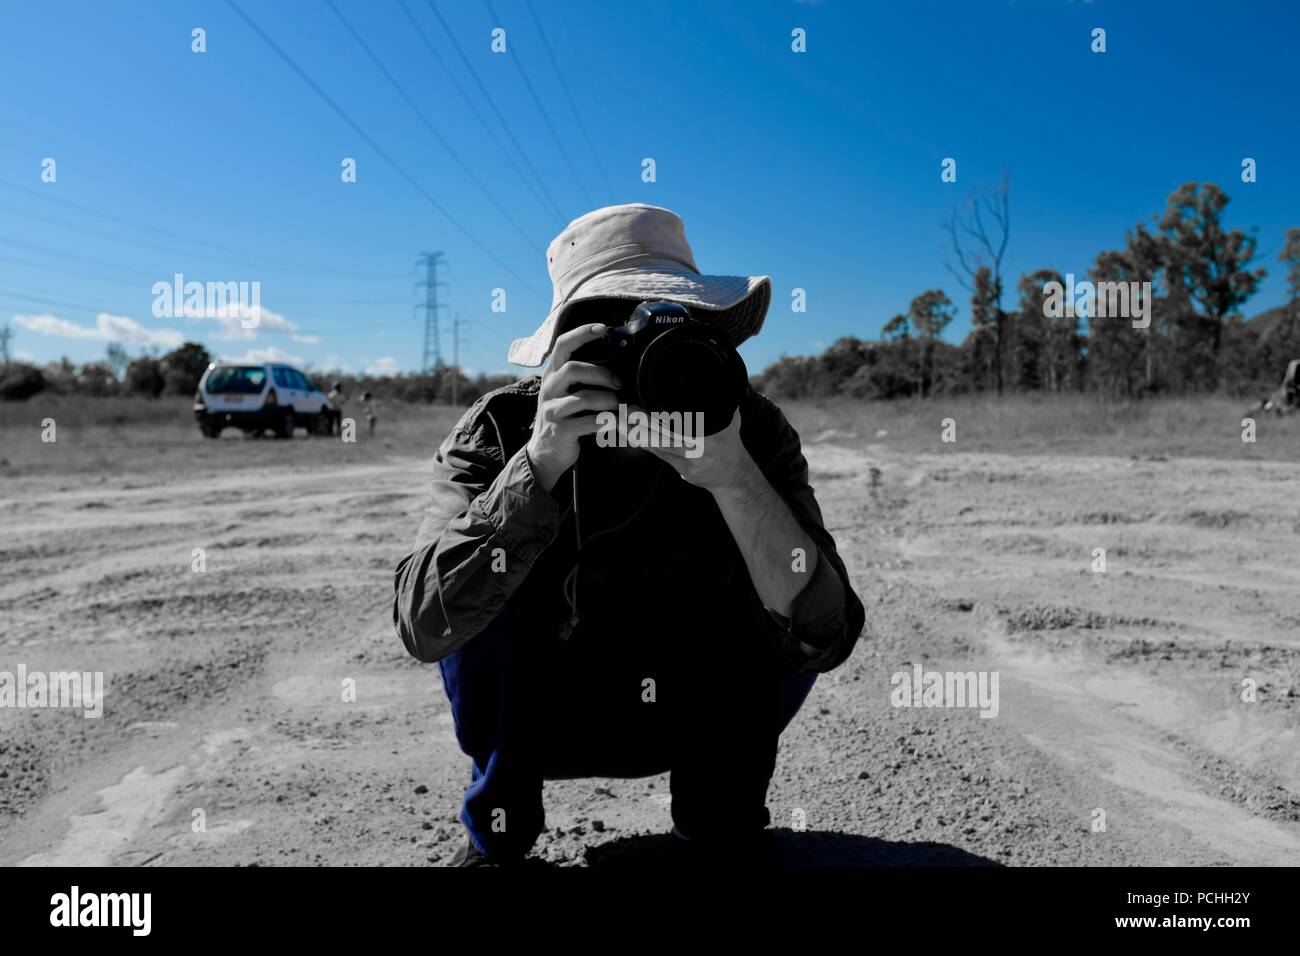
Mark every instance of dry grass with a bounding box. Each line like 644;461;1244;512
0;394;465;477
1;391;1295;479
779;393;1300;462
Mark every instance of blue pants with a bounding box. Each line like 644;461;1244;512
439;607;817;860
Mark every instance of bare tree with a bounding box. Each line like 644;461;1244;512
944;169;1011;395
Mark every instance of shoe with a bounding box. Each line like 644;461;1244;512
448;839;499;867
447;838;556;868
670;826;779;867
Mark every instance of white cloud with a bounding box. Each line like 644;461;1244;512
183;303;324;349
197;303;299;342
16;314;96;339
159;295;323;347
364;356;401;376
14;312;184;349
152;279;299;342
217;345;305;367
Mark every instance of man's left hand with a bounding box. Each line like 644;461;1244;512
622;406;759;495
621;403;819;619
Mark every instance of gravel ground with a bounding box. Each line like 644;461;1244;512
2;424;1298;866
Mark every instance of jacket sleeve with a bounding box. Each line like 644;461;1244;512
393;403;561;663
742;390;867;674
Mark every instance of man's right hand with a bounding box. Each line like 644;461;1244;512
525;322;622;493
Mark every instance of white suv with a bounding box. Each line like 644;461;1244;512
194;362;337;439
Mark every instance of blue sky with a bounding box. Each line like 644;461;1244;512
2;0;1298;377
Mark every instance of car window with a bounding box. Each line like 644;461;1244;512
272;367;291;388
291;370;311;391
206;367;266;394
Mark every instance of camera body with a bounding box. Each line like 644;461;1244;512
570;300;747;436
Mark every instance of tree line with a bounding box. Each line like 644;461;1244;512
0;338;516;406
4;179;1295;406
756;181;1300;401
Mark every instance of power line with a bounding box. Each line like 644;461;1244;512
396;0;565;228
423;0;571;224
1;288;127;316
0;236;158;280
0;255;156;306
468;313;514;345
441;274;522;366
274;294;409;307
470;315;509;342
0;248;403;324
0;201;310;277
1;285;509;367
483;0;594;211
440;262;506;371
525;0;615;201
0;177;407;280
0;200;403;281
443;276;529;346
224;0;548;304
324;0;543;255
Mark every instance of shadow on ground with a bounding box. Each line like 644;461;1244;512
584;829;1001;867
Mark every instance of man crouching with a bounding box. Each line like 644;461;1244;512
394;204;865;866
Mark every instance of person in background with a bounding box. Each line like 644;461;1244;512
327;380;347;435
359;390;377;437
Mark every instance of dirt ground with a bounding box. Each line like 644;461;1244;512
2;396;1298;866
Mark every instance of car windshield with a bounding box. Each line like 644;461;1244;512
206;366;266;394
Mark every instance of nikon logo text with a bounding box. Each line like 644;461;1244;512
595;404;705;458
655;315;686;324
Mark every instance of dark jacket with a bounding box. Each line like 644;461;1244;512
393;378;865;674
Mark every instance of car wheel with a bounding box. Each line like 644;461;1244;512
275;410;295;439
202;424;222;439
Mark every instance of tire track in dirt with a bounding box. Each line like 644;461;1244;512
5;444;1298;866
2;458;458;864
848;443;1300;864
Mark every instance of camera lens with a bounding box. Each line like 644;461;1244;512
637;329;745;435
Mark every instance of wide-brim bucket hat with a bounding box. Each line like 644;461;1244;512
507;203;771;367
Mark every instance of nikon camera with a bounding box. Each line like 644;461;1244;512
570;300;748;436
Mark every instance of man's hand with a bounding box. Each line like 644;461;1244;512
634;405;819;618
525;323;622;493
627;406;755;493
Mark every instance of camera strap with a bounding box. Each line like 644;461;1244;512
555;461;666;641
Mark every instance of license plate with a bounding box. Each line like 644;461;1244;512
223;395;244;404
